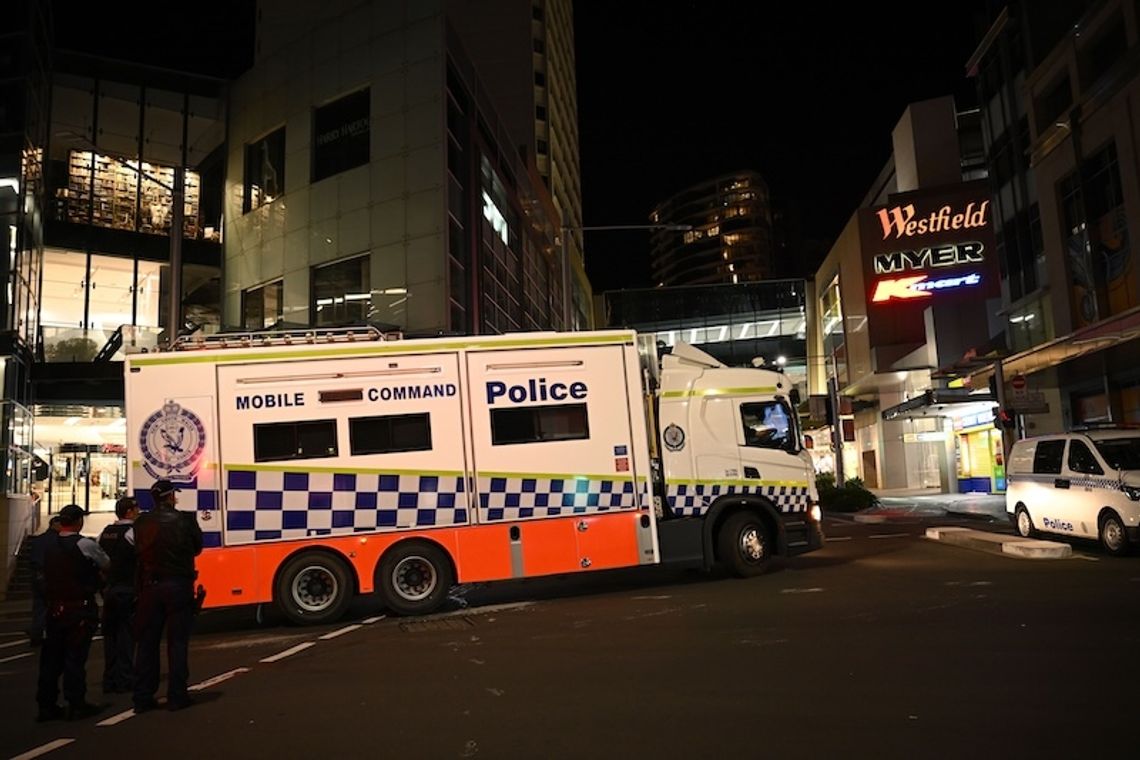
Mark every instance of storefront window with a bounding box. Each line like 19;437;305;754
312;255;370;327
312;88;370;183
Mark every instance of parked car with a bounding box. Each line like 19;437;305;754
1005;428;1140;556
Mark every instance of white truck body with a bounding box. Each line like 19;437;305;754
125;328;821;620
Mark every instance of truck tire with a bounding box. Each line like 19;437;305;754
377;541;454;616
1099;511;1130;556
276;552;353;625
718;511;771;578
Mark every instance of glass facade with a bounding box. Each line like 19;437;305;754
603;280;807;389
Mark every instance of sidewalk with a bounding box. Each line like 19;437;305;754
849;491;1008;524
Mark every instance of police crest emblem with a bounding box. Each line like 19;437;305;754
140;400;206;481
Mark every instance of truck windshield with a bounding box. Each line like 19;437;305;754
1093;438;1140;471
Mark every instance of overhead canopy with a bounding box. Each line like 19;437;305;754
882;388;996;422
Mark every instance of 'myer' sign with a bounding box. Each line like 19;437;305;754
857;181;999;346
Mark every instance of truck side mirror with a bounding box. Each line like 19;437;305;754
789;388;801;407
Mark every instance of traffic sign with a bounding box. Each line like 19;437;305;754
1010;374;1026;392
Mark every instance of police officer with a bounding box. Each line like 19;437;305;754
98;496;140;693
35;504;109;722
26;515;61;647
132;480;202;712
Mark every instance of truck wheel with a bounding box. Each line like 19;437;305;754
377;541;454;616
1015;505;1034;538
718;511;771;578
1099;511;1130;556
276;552;353;625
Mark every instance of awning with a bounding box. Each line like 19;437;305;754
968;302;1140;386
882;388;996;422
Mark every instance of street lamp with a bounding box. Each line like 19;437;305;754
559;223;692;330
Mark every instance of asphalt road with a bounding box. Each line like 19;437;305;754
3;514;1139;759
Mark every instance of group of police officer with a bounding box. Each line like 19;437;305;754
31;479;203;721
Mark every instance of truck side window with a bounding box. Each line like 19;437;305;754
350;413;432;455
491;403;589;446
1031;439;1065;475
740;401;791;450
254;419;338;462
1067;440;1104;475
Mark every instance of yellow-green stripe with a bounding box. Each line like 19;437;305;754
669;478;807;488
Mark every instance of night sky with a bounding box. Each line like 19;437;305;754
51;0;993;292
574;1;993;291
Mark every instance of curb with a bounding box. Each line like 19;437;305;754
925;526;1072;559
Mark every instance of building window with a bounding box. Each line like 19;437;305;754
534;71;546;88
536;139;548;155
242;280;284;330
244;127;285;213
535;104;547;121
533;38;545;54
532;4;543;21
312;88;370;184
312;255;370;327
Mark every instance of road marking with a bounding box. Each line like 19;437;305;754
0;651;35;664
0;638;31;649
869;533;911;539
826;536;853;542
10;739;75;759
1073;555;1099;562
189;667;251;691
780;587;824;594
631;595;672;600
98;708;141;727
319;624;362;640
260;641;315;663
362;615;386;624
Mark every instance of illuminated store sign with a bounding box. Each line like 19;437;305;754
858;182;998;346
871;273;983;302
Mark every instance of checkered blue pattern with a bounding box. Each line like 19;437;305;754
667;482;810;517
478;476;639;521
131;474;223;549
223;469;468;545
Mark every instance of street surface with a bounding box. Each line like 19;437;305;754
2;511;1139;759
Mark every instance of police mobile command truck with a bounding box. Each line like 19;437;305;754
126;327;823;622
1006;427;1140;555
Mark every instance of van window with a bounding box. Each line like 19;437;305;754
491;403;589;446
349;413;432;455
1093;437;1140;470
254;419;338;462
1067;440;1103;475
1032;439;1066;475
740;401;792;450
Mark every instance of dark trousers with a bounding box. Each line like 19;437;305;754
101;586;136;691
133;578;194;706
28;576;46;643
36;601;97;709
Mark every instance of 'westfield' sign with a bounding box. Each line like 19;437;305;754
858;182;998;347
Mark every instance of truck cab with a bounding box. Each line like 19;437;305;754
648;341;822;572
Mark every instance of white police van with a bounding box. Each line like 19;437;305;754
1006;427;1140;555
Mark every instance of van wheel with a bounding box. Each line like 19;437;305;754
1099;512;1130;556
276;552;353;625
718;511;771;578
377;541;454;616
1015;505;1034;538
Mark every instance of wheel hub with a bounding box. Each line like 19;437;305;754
393;556;437;601
294;567;337;611
740;528;764;561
